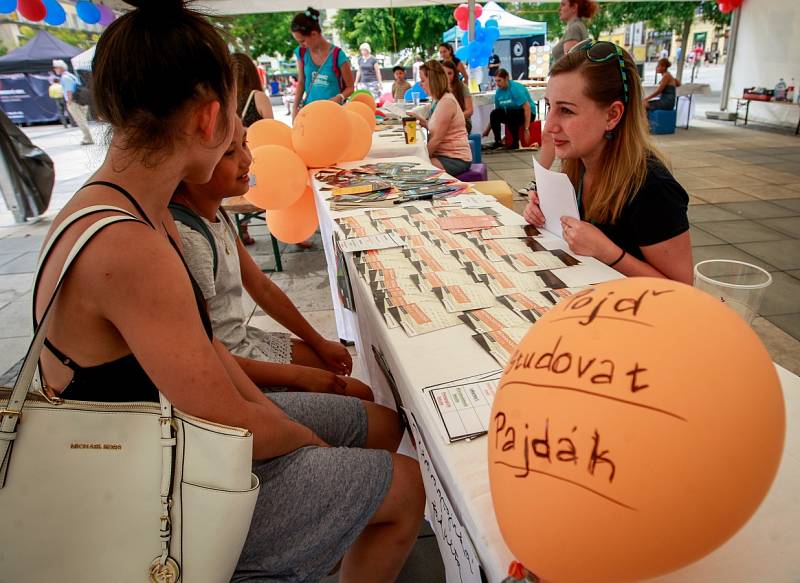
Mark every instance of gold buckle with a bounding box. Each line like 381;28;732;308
0;409;21;421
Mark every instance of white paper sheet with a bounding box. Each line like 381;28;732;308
338;233;406;253
532;156;580;239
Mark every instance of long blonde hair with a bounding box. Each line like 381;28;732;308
421;60;450;100
551;45;667;225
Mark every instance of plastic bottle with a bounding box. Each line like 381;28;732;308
774;78;787;101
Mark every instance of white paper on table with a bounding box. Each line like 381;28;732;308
338;232;406;253
532;156;580;239
454;194;497;208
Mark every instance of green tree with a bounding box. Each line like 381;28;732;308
332;6;454;57
18;25;99;50
0;42;7;57
214;13;296;59
512;3;565;41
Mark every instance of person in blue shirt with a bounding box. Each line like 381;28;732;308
482;68;537;150
52;59;93;145
290;7;354;119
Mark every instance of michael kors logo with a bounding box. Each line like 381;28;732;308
70;442;122;451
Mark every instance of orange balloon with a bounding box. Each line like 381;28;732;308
267;185;319;244
350;91;376;111
247;119;293;150
344;100;376;131
489;278;784;583
339;110;372;162
245;145;307;210
291;100;351;168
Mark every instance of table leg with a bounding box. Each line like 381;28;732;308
745;100;750;126
686;94;693;130
270;234;283;272
795;112;799;136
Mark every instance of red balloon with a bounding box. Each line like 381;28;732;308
457;18;469;31
718;0;731;12
453;3;468;21
18;0;45;21
474;4;483;18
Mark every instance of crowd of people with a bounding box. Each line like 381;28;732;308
29;0;692;579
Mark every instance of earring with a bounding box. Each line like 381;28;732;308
604;129;615;140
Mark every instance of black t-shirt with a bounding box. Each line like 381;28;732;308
591;159;689;262
488;54;501;70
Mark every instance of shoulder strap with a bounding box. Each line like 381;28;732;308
169;203;219;278
299;47;306;74
332;47;344;90
241;90;257;121
1;213;142;487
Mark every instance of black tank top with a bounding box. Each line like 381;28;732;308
241;90;263;128
34;181;213;403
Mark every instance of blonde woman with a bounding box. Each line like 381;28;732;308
414;60;472;176
524;40;692;283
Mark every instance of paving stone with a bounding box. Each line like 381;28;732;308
736;239;800;271
695;220;789;244
716;200;797;220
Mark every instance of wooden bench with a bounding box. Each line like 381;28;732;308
221;196;283;272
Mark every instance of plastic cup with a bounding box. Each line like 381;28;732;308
693;259;772;324
412;92;421;107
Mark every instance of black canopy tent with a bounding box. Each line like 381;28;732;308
0;31;81;125
0;30;81;74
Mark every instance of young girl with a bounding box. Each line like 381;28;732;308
172;118;375;401
524;40;692;283
438;42;469;84
291;6;355;118
33;1;424;580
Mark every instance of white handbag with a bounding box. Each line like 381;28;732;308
0;207;260;582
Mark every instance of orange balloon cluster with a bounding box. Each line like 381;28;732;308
267;185;319;244
248;119;293;150
350;91;377;111
292;100;352;168
340;111;372;162
245;145;307;211
344;101;376;131
488;277;785;583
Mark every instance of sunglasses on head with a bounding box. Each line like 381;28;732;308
569;39;629;104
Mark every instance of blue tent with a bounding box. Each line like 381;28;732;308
443;1;546;42
0;31;81;74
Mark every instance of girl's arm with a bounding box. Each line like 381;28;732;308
463;92;474;118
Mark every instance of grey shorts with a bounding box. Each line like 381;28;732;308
232;392;393;583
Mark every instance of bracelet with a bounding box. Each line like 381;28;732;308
607;248;626;268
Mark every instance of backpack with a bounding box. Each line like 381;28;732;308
169;203;235;278
299;46;345;91
63;72;91;106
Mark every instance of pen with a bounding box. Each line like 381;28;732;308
394;193;436;204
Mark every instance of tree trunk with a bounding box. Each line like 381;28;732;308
675;19;692;82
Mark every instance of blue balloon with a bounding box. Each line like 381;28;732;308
404;82;428;102
476;28;486;42
43;0;66;25
76;1;100;24
461;31;469;45
468;42;481;58
474;20;483;31
455;45;470;61
469;56;482;69
486;28;500;43
0;0;16;14
485;18;499;29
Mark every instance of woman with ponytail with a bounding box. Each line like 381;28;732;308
524;41;693;283
34;1;424;581
552;0;598;63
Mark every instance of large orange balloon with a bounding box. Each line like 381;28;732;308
344;100;376;131
350;91;376;111
267;185;319;244
247;119;293;150
339;110;372;162
291;100;350;168
489;278;784;583
245;145;307;210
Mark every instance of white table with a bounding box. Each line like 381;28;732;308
311;155;800;581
